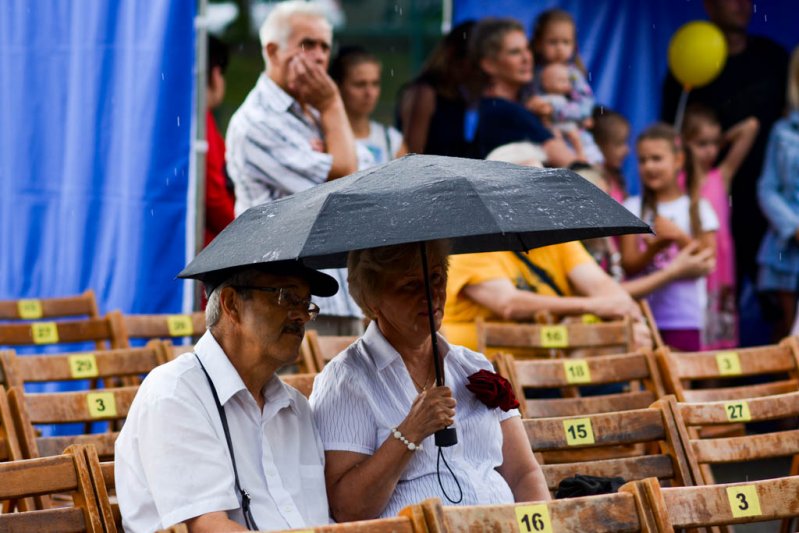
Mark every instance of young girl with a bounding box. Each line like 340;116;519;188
330;46;405;169
621;124;719;351
682;104;759;349
526;9;602;164
592;108;631;203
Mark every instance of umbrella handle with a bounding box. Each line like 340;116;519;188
420;242;458;448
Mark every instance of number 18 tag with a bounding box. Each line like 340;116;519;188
563;360;591;384
515;503;552;533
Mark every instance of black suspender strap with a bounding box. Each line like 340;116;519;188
194;353;259;531
512;251;565;297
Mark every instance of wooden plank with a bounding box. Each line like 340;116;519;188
542;455;675;491
525;409;666;450
513;352;652;387
526;391;655;418
691;429;799;463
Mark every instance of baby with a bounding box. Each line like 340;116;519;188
537;63;587;160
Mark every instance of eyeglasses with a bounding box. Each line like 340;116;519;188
232;286;320;321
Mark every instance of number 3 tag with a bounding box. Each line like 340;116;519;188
716;352;742;375
87;392;117;418
726;485;762;518
515;503;552;533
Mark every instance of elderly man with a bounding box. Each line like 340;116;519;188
226;0;357;213
115;262;337;532
226;0;362;335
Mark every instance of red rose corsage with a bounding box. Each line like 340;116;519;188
466;369;519;411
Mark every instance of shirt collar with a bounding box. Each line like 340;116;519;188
257;73;297;114
194;331;300;414
360;321;451;372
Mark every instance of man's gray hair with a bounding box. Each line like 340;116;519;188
259;0;331;66
347;240;450;320
205;269;262;328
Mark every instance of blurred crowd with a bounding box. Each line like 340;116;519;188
205;0;799;350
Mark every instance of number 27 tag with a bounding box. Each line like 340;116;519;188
515;503;552;533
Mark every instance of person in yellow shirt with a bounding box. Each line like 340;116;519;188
444;241;645;350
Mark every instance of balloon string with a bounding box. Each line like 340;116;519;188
674;88;690;133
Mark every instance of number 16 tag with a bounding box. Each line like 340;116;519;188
515;504;552;533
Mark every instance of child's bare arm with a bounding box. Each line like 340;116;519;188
719;117;759;188
620;233;667;276
697;230;717;256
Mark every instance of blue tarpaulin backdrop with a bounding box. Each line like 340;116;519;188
453;0;798;194
0;1;195;315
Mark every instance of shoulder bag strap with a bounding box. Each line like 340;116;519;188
194;353;259;531
512;251;565;297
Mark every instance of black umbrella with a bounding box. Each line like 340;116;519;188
180;154;650;445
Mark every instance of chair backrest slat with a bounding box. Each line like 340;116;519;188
0;316;123;350
281;373;317;398
525;409;666;450
526;391;656;418
541;455;674;492
114;310;206;346
0;290;98;320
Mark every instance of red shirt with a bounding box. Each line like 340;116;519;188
204;110;234;246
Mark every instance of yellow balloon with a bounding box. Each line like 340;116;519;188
668;21;728;89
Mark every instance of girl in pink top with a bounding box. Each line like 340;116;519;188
682;105;759;349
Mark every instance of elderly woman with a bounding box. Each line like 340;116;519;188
309;242;549;522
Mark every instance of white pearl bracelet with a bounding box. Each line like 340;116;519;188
392;428;422;452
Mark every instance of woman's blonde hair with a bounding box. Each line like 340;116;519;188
347;241;450;320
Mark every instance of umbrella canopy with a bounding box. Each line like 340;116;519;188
179;154;649;282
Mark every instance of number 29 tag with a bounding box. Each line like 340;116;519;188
515;504;552;533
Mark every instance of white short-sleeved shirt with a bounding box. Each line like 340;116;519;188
356;121;403;169
310;322;518;518
623;194;719;329
115;331;330;532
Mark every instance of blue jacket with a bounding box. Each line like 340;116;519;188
757;110;799;273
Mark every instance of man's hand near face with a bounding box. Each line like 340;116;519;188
287;54;339;112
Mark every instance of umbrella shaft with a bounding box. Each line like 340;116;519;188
420;242;444;387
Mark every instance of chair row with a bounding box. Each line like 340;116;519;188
3;441;797;533
495;336;799;418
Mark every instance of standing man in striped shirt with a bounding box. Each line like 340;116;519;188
226;1;364;335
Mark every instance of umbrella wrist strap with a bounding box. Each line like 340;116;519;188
194;353;259;531
436;447;463;504
513;251;564;296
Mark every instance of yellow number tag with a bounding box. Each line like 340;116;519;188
581;313;601;324
18;299;43;319
716;351;742;376
541;326;568;348
68;354;98;378
726;485;762;518
31;322;59;344
167;315;194;336
563;418;595;446
515;503;552;533
563;360;591;384
724;401;751;422
87;392;117;418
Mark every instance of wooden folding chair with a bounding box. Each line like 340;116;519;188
419;490;654;532
8;385;138;460
637;475;799;532
476;316;635;360
638;299;664;350
0;340;170;390
0;315;125;352
0;387;24;463
523;399;697;493
670;391;799;478
497;350;666;418
0;290;99;321
656;337;799;403
0;444;109;532
269;503;426;532
110;310;206;348
281;373;317;398
301;330;358;372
